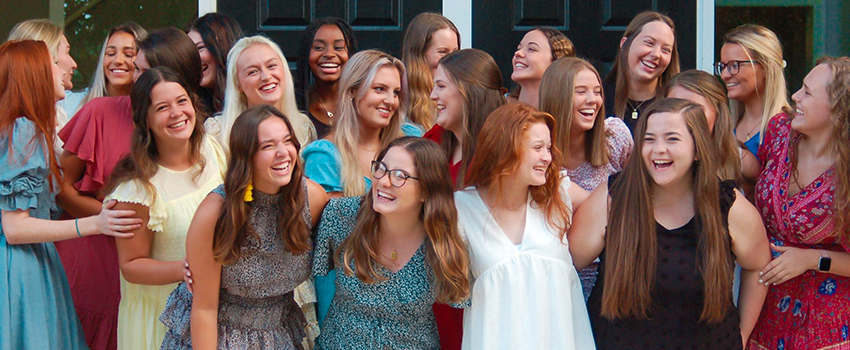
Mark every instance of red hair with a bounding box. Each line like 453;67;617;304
465;103;571;238
0;40;60;189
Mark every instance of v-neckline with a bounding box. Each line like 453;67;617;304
377;243;426;275
780;138;834;201
473;188;531;250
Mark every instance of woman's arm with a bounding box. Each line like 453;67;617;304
568;181;590;211
2;199;140;244
114;202;184;285
306;179;330;227
55;150;103;217
568;183;608;270
727;191;771;346
188;195;225;350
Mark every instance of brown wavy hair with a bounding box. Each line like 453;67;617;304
465;103;571;238
662;69;742;183
104;67;207;202
606;11;680;118
792;57;850;241
604;98;734;323
509;27;575;99
539;57;609;168
0;40;61;190
402;13;460;129
337;136;470;303
437;48;505;188
213;105;310;264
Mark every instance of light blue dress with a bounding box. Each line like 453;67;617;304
0;118;88;349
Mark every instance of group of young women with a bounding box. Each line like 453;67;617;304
1;8;847;350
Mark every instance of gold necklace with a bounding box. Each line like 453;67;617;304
628;99;650;120
319;100;334;119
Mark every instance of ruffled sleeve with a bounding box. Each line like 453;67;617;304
0;118;50;212
301;140;344;193
203;113;222;140
58;96;134;193
604;117;634;171
104;179;167;232
719;180;737;218
312;196;362;276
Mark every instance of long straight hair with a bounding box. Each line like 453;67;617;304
402;13;460;130
81;22;147;105
539;57;609;168
188;13;244;112
337;137;470;303
220;36;311;151
606;12;680;118
332;50;406;196
662;70;742;183
213;105;309;264
295;17;358;110
104;67;207;201
437;49;505;188
604;98;733;323
465;103;572;238
723;24;790;142
0;40;61;190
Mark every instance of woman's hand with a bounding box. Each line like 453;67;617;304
95;199;142;237
184;259;194;293
759;244;819;285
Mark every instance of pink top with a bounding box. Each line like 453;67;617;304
564;117;633;192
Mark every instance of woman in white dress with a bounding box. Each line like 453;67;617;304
455;103;595;349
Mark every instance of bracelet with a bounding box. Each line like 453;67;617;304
75;218;82;238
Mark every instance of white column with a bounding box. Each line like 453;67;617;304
696;0;715;73
199;0;217;17
442;0;472;48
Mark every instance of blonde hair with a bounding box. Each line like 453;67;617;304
402;13;459;130
723;24;790;141
7;19;62;59
332;50;406;196
80;23;147;105
220;35;314;151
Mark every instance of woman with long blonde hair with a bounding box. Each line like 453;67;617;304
402;12;460;130
313;136;469;349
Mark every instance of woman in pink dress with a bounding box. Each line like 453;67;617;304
748;57;850;349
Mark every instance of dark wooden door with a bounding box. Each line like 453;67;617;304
219;0;443;68
472;0;697;86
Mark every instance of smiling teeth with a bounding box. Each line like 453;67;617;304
271;162;290;172
533;165;546;172
261;83;277;91
515;63;528;69
319;63;339;68
653;160;672;166
726;82;739;87
377;190;396;201
796;108;804;116
377;107;390;114
642;60;657;69
168;120;187;129
111;69;128;74
579;108;595;115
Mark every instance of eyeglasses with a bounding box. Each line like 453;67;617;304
370;161;419;188
714;60;758;76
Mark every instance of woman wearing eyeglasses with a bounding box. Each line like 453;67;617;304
312;136;470;350
717;24;789;197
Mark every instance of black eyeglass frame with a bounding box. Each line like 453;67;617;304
713;60;759;76
370;161;420;188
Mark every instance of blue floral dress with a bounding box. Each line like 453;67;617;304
313;196;453;350
0;118;87;349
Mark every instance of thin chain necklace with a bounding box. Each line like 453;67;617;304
628;99;649;120
319;99;334;120
739;119;761;140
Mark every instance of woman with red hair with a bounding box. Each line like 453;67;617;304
0;40;140;349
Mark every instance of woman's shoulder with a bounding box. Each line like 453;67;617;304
302;139;338;154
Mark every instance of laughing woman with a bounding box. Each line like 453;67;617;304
508;27;574;108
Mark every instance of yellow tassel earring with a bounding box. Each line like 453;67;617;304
244;182;254;202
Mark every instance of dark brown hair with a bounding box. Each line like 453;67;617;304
337;137;471;303
604;98;733;323
138;28;204;100
213;105;310;264
510;27;575;99
188;13;245;111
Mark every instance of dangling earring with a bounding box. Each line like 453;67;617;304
244;182;254;202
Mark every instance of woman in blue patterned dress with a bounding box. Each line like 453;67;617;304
313;136;470;349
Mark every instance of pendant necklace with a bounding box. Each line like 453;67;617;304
319;100;334;120
390;248;397;260
628;99;649;120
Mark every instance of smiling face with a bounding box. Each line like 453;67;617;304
251;116;298;194
356;65;401;130
571;68;603;132
237;44;285;107
791;63;834;136
516;122;553;187
372;146;423;216
424;27;459;74
719;43;765;103
667;85;717;133
625;21;674;85
103;31;137;93
642;111;696;189
57;35;77;89
309;24;349;84
512;30;553;85
188;29;217;88
147;81;196;145
52;59;66;101
430;64;464;133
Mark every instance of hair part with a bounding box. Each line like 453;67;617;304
604;98;733;323
337;136;471;303
188;12;245;111
213;105;310;264
539;57;609;168
402;12;460;130
295;17;358;110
